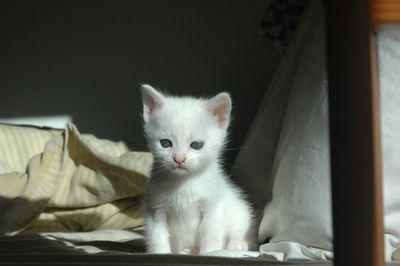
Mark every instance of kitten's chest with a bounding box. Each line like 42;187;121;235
159;177;210;212
166;191;204;246
166;190;204;218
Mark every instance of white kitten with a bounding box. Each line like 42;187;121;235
141;84;255;254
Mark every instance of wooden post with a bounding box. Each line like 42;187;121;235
325;1;385;266
372;0;400;24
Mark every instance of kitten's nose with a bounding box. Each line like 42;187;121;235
173;156;186;165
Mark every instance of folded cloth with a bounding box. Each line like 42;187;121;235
0;123;153;235
259;241;333;261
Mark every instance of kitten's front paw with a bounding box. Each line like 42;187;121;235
147;247;172;254
199;244;223;255
227;239;249;251
179;248;199;255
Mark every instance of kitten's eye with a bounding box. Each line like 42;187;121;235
190;141;204;150
160;139;172;148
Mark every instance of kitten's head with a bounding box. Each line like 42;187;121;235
141;84;231;176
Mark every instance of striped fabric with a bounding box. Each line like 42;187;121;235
0;123;153;235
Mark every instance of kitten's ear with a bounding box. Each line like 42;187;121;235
140;84;165;123
207;92;232;129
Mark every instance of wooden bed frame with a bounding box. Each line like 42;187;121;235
325;0;400;266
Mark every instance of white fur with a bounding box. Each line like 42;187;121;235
141;84;255;254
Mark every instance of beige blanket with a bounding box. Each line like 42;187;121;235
0;123;153;235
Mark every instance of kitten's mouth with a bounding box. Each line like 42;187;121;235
171;164;189;173
174;165;187;170
171;161;187;170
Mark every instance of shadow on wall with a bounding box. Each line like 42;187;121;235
0;0;281;164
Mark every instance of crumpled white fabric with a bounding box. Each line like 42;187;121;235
259;241;333;261
385;234;400;261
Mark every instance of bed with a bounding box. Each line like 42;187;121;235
1;0;400;266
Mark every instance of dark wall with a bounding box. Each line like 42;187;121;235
0;0;280;162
